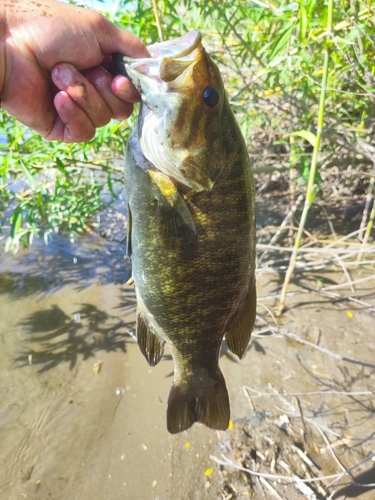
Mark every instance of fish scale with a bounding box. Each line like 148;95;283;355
114;30;256;433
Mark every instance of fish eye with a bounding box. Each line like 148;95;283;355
202;86;220;108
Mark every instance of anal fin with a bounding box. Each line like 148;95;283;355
166;370;230;434
136;311;165;367
225;281;257;359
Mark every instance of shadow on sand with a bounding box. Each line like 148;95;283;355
333;465;375;498
15;286;137;373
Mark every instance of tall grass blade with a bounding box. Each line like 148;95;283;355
277;0;334;315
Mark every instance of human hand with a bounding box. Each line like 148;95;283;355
0;0;149;142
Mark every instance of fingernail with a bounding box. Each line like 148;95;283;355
53;65;74;85
112;76;140;103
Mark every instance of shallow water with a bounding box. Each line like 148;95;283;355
0;234;248;499
1;230;375;500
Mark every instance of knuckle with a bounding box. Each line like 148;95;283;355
132;38;149;57
95;106;112;127
67;124;95;143
113;103;133;121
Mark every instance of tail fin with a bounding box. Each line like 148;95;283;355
166;371;230;434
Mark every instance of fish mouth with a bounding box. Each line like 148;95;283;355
114;30;203;89
146;30;202;60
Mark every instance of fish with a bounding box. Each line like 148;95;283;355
113;30;256;434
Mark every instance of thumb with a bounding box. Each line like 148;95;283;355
92;14;150;58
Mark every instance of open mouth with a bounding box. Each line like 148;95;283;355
113;30;202;85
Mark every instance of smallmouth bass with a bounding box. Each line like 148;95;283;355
114;31;256;434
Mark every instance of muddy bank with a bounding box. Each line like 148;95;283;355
0;197;374;499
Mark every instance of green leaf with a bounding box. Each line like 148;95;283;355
299;6;307;42
289;130;317;148
10;205;23;239
19;160;36;190
56;157;69;176
306;0;317;18
268;23;294;62
107;174;116;199
275;3;298;14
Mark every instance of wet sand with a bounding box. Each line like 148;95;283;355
0;226;374;499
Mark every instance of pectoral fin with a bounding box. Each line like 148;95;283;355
136;311;165;367
149;171;197;253
126;202;132;257
224;281;257;359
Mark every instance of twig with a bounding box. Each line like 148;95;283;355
295;397;308;444
337;259;375;266
319;201;337;239
224;383;375;497
256;302;279;326
210;453;343;483
277;327;375;369
319;274;375;291
256;243;375;255
290;446;315;469
323;228;364;248
314;425;350;479
277;0;334;315
258;477;285;500
258;194;304;265
272;408;343;439
267;384;344;439
358;161;375;241
278;460;318;499
256;317;375;369
256;285;375;314
358;183;375;261
334;253;355;293
243;386;255;411
244;387;375;398
151;0;163;41
325;452;375;489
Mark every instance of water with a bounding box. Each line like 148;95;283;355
0;234;240;499
1;230;375;499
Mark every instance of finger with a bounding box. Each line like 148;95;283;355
52;63;112;128
111;74;141;104
101;55;141;103
101;55;142;103
46;91;96;142
93;16;150;58
82;66;135;120
100;55;119;75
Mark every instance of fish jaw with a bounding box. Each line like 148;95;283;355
116;30;226;192
122;30;204;94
